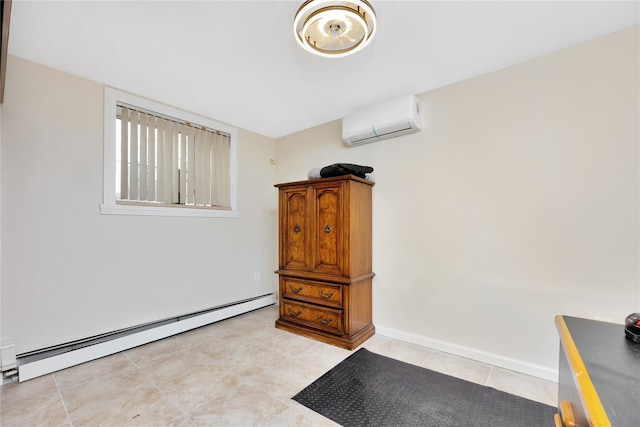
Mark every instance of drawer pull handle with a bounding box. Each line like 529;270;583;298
289;284;303;293
293;224;301;233
318;290;334;299
317;315;333;325
287;308;302;318
324;225;331;233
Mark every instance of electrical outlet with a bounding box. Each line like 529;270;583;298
254;272;261;282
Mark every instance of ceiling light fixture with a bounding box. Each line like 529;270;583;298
293;0;377;58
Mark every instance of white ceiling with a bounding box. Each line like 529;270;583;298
7;1;639;139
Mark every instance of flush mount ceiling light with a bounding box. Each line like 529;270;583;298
294;0;377;58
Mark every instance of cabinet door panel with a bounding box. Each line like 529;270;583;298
314;184;343;275
281;188;311;271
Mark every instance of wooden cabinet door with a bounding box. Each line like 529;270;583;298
313;183;343;276
281;187;311;271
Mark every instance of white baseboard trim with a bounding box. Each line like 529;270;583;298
17;294;277;382
375;325;558;382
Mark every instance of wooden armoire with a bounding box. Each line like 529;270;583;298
274;174;375;349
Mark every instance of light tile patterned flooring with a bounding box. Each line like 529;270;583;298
0;306;557;426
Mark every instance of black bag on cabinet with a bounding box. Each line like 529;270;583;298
319;163;373;179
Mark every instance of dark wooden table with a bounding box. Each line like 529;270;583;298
555;315;640;427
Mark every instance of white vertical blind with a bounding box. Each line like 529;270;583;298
183;129;191;203
179;124;187;204
147;115;156;201
195;128;210;205
186;122;195;203
214;132;231;207
129;110;139;200
116;104;231;209
162;119;173;203
209;134;220;205
139;112;148;201
171;123;179;204
120;107;129;200
157;117;165;203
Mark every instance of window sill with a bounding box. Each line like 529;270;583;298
100;203;240;218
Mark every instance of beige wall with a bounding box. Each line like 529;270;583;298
1;26;637;378
275;27;639;379
1;56;278;354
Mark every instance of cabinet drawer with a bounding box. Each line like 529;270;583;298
281;277;342;308
281;300;343;335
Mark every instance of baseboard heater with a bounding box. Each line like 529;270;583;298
12;293;276;382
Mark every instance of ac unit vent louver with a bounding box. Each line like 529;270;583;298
342;95;423;147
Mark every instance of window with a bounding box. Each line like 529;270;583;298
101;88;238;217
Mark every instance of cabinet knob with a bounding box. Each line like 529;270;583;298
293;224;301;233
289;284;303;293
324;224;331;233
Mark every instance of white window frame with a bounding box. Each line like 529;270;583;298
100;87;239;218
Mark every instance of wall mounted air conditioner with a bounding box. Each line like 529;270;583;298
342;95;423;147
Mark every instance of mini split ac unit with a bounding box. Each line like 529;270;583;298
342;95;423;147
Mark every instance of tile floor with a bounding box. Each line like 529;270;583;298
0;306;558;426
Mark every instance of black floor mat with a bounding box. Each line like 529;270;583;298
293;348;557;427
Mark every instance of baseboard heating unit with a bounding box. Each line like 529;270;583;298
10;293;276;382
